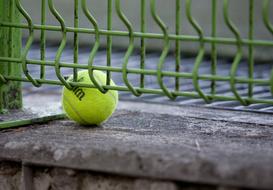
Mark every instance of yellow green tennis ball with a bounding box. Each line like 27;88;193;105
62;70;118;125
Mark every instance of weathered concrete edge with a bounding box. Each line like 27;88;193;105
118;101;273;126
1;146;272;190
0;102;273;189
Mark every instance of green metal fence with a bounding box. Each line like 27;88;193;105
0;0;273;114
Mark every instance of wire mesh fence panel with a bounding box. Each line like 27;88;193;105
0;0;273;109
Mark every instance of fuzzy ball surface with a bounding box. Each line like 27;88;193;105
62;70;118;125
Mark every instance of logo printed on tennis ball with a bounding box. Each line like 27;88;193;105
62;70;118;125
71;86;85;101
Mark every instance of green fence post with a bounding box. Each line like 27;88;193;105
0;0;22;113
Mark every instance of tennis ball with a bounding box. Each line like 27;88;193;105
62;70;118;125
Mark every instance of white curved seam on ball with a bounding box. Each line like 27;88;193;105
63;94;90;124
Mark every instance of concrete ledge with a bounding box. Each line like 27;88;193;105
0;101;273;189
0;161;222;190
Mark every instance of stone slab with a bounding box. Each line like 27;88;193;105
0;101;273;189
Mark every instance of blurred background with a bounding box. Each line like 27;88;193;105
18;0;273;112
20;0;273;60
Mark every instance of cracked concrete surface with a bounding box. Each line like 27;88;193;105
0;99;273;189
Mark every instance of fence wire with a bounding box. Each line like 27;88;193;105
0;0;273;106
